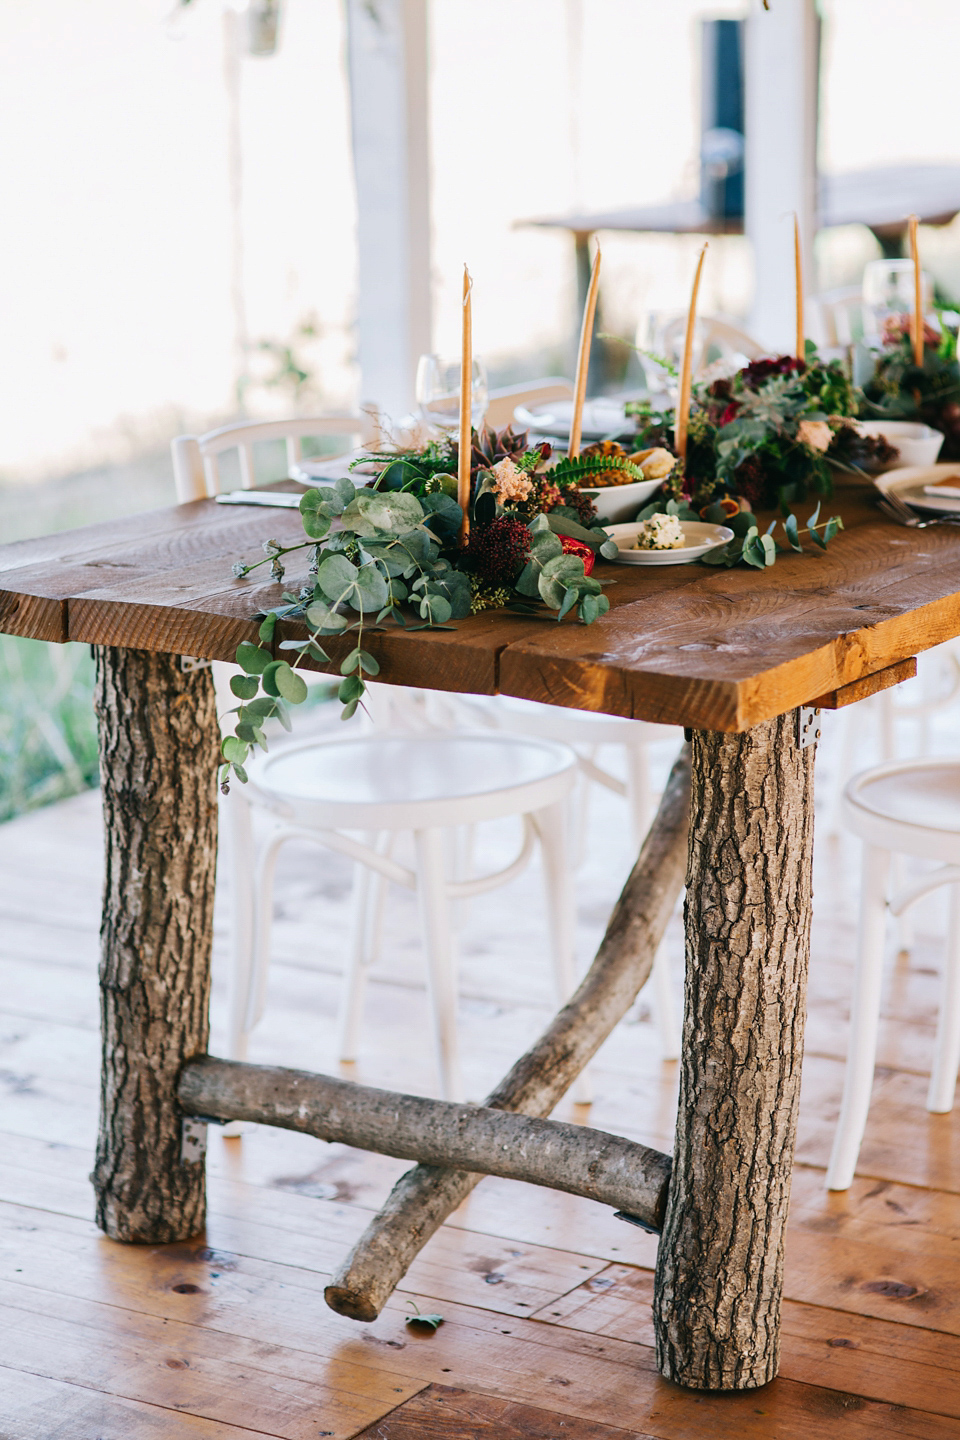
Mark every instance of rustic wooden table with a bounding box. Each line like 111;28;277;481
3;474;960;1393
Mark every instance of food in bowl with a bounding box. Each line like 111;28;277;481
633;513;686;551
629;446;676;480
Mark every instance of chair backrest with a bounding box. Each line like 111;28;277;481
811;287;863;349
642;314;765;383
171;413;380;502
484;377;574;431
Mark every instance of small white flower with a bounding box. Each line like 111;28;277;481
232;562;248;578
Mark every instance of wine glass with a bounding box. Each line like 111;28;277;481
416;354;488;433
636;312;704;401
862;259;933;341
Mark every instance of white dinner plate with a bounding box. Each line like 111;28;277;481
606;520;734;565
514;397;641;439
289;452;379;484
874;463;960;515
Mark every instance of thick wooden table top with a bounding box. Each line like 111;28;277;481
3;476;960;730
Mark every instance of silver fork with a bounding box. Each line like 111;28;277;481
877;491;960;528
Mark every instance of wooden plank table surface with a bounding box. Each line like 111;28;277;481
3;470;960;1399
2;474;960;728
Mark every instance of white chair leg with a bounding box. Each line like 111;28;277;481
625;740;680;1059
533;801;591;1104
224;785;256;1063
826;844;891;1190
414;828;463;1102
337;831;383;1063
244;827;287;1037
927;885;960;1113
891;852;913;953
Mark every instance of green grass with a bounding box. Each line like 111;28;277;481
0;636;99;823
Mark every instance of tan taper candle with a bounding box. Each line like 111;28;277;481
458;266;473;541
794;213;805;364
568;245;602;459
909;215;924;367
674;242;708;463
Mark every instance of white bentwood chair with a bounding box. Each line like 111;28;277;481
171;412;377;501
228;731;581;1103
826;758;960;1190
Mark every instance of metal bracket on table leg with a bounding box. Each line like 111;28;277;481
797;706;822;750
180;656;213;674
181;1117;208;1163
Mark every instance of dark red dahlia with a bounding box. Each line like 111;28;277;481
732;454;767;511
740;355;805;389
464;517;531;587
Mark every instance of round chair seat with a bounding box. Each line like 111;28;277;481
490;695;676;746
246;732;578;830
842;759;960;864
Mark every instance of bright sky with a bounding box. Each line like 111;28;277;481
1;0;959;480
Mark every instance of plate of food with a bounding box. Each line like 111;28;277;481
605;516;734;565
874;463;960;515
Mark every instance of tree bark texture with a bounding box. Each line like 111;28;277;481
92;647;219;1243
179;1057;672;1223
653;712;815;1390
325;743;691;1321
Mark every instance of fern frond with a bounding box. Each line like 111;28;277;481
550;454;646;487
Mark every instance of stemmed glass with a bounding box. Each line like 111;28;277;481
862;259;933;341
416;354;488;433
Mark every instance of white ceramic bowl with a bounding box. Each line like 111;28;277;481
578;476;665;524
857;420;944;468
605;520;734;566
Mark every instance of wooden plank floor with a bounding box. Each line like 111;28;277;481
2;702;960;1438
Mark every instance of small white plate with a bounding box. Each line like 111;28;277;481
606;520;734;565
875;463;960;515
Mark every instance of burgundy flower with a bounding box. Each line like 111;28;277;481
719;401;741;426
464;516;531;587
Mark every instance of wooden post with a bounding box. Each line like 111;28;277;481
92;648;220;1243
745;0;819;351
653;711;815;1389
345;0;431;421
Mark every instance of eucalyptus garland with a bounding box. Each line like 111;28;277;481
220;437;618;789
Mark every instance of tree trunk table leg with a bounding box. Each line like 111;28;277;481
653;711;815;1390
92;647;220;1243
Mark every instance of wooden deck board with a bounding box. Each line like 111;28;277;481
3;728;960;1435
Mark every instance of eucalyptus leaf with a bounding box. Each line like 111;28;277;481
340;490;424;536
333;475;357;509
258;613;278;644
229;674;259;700
274;664;308;704
354;563;389;612
236;642;271;675
317;553;359;603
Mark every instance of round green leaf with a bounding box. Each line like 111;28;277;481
236;642;271;675
317;552;359;602
274;663;308;704
229;674;259;700
221;735;248;764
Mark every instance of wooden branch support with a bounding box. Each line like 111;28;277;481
324;743;692;1321
178;1058;672;1225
